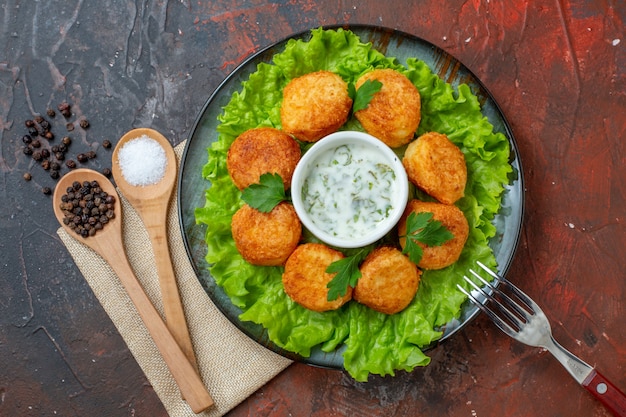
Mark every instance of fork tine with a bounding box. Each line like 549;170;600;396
475;261;542;316
457;280;516;337
468;269;533;324
459;275;522;336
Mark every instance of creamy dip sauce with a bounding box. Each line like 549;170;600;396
301;143;398;240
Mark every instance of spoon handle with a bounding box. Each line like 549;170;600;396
146;216;199;370
99;234;214;413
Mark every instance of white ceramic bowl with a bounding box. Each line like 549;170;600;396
291;131;409;248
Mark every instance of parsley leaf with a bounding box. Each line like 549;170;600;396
241;173;287;212
325;249;369;301
401;212;454;265
350;79;383;112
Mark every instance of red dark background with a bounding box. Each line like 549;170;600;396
1;1;624;416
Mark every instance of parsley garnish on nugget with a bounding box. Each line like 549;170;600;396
241;173;287;212
401;212;454;265
326;248;369;301
349;79;383;112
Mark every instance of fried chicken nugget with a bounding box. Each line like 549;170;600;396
354;68;421;148
231;202;301;266
282;243;352;312
227;127;301;190
280;70;352;142
353;247;421;315
403;132;467;204
398;200;469;270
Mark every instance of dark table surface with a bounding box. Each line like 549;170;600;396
1;1;624;416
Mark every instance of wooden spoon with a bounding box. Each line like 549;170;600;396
111;128;198;371
53;169;213;413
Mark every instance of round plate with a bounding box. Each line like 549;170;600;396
178;25;524;368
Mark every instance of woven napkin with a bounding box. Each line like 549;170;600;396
57;142;292;416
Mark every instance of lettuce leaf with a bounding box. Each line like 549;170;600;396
195;27;512;381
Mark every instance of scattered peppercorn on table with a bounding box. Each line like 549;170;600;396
1;1;625;417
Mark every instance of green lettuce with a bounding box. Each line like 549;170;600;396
195;27;512;381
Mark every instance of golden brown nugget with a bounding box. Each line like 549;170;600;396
354;68;421;148
398;200;469;270
280;70;352;142
354;247;421;315
282;243;352;312
403;132;467;204
227;127;301;190
231;202;301;266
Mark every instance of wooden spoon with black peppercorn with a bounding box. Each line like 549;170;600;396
52;169;213;413
111;128;200;377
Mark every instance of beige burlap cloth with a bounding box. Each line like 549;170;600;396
57;142;292;416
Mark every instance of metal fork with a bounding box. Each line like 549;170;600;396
458;261;626;417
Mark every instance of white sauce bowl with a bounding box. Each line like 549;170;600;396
291;131;409;248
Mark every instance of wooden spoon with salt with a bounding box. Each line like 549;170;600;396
111;128;199;371
53;169;213;413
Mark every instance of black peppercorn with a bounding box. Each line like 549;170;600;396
41;148;50;159
25;120;35;128
55;152;65;161
79;119;90;129
47;108;56;117
42;187;51;195
102;140;111;149
62;136;72;146
101;168;112;177
50;161;60;171
43;131;54;140
66;123;74;131
50;170;60;179
22;135;32;144
23;146;33;156
86;151;96;159
28;127;39;137
23;172;32;181
31;139;41;148
32;151;43;161
41;159;50;170
34;115;44;124
40;120;50;131
60;180;114;237
66;160;76;169
77;153;88;163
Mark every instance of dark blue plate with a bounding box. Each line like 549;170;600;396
178;25;524;368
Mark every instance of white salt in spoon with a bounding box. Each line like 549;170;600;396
111;128;200;375
53;169;213;413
